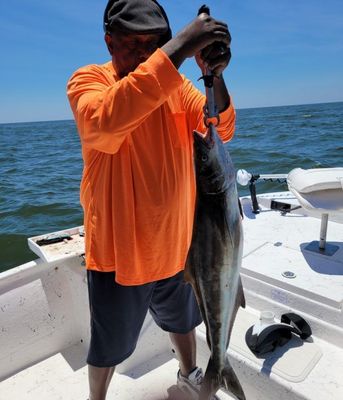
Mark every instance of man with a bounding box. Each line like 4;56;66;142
67;1;235;399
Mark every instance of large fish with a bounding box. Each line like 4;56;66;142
185;123;246;400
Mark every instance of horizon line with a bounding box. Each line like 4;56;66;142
1;100;342;125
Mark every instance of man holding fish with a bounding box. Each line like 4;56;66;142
67;1;244;399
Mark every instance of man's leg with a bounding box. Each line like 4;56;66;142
149;272;204;398
169;329;197;376
149;271;202;378
86;270;154;400
88;365;115;400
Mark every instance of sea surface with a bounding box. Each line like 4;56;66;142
0;102;342;271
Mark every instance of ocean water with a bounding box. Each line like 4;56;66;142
0;102;342;271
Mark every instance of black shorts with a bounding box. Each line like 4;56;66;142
87;270;202;367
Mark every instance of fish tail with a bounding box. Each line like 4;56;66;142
221;355;246;400
200;356;246;400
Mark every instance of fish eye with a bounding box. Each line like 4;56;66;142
201;155;208;162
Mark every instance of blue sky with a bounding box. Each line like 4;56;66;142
0;0;342;123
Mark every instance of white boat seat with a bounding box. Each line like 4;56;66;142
287;168;343;255
287;167;343;214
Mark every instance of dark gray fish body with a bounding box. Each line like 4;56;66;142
185;124;246;400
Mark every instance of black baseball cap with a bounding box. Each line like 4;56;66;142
103;0;172;44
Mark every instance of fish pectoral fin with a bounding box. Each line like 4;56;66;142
183;261;194;284
200;356;246;400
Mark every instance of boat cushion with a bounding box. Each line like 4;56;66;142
287;168;343;194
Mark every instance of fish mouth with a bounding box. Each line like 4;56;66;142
193;129;214;149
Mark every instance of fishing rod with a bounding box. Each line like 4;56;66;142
236;169;288;214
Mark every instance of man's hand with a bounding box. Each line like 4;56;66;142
195;40;231;77
162;13;231;70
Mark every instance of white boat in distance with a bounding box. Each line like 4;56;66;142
0;168;342;400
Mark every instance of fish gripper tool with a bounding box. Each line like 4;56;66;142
197;5;220;127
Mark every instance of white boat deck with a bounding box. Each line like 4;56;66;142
1;304;342;400
0;191;342;399
0;343;235;400
242;194;342;302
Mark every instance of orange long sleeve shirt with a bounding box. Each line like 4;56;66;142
67;48;235;285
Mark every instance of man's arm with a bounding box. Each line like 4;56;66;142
176;12;234;141
196;40;232;113
67;54;183;154
161;13;231;71
213;74;230;113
